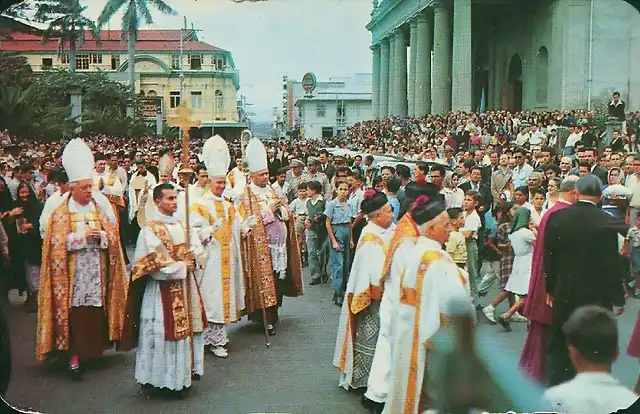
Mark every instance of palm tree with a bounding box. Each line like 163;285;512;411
97;0;177;90
34;0;99;73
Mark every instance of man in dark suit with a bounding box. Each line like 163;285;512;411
543;175;626;387
318;149;335;181
267;147;281;183
459;165;492;216
584;147;608;183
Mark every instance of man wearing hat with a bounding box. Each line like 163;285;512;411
241;138;304;336
285;159;305;202
302;157;332;200
190;136;256;358
36;139;129;380
334;190;395;396
384;195;471;414
543;175;627;387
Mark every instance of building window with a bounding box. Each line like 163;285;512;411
42;57;53;69
191;91;202;109
188;54;202;70
60;54;69;64
90;53;102;64
215;90;223;110
171;55;180;70
110;55;120;70
536;46;549;104
170;91;181;108
76;54;90;70
316;103;326;118
214;56;227;70
148;90;157;97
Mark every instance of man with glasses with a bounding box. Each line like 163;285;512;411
512;149;533;188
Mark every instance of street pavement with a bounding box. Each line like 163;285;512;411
4;268;640;414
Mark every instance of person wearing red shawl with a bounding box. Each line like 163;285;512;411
519;176;578;383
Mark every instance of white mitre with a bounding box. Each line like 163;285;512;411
246;138;268;173
62;138;94;182
202;135;230;178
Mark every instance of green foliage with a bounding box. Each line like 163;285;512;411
0;68;157;140
0;82;75;140
0;51;34;87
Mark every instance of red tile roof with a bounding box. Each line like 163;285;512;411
0;29;226;53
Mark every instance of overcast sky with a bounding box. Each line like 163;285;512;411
81;0;372;122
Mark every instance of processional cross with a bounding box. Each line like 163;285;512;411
168;103;201;241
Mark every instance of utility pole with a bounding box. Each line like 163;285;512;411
178;17;202;141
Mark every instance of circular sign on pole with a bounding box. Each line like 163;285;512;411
302;72;317;94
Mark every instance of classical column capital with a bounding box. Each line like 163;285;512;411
370;43;381;51
432;0;451;10
416;10;429;24
410;18;418;28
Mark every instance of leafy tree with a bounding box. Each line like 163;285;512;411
97;0;177;91
0;51;33;87
34;0;100;73
0;82;74;140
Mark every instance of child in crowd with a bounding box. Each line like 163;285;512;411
482;202;516;324
497;207;536;331
461;190;482;300
289;182;309;266
544;306;638;413
385;176;401;223
627;214;640;298
305;181;327;285
445;208;467;268
325;180;353;306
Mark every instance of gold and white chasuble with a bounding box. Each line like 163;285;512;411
383;237;472;414
189;192;245;324
333;221;395;391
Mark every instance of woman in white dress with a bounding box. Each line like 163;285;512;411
497;207;537;332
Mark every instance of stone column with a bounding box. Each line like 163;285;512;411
388;33;397;116
432;2;452;114
408;20;418;117
380;38;390;118
394;29;408;118
415;12;432;115
452;0;472;112
371;44;381;119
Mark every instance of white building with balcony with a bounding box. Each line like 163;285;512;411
294;73;372;139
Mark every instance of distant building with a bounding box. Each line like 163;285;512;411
291;73;372;139
1;29;248;138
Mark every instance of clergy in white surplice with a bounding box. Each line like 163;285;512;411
333;190;395;395
383;197;472;414
364;183;436;410
122;183;206;398
92;153;125;218
189;135;255;358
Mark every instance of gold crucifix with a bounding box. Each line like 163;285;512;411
168;103;201;243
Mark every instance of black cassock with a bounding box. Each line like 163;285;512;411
543;201;627;386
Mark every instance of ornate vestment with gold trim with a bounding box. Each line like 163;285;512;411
190;195;245;324
36;195;129;361
333;221;395;390
384;238;471;414
239;184;303;315
121;220;206;350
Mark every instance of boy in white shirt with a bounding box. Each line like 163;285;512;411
543;306;638;414
461;190;482;302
